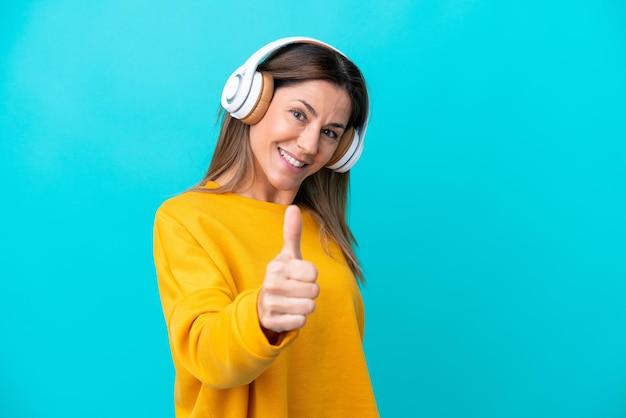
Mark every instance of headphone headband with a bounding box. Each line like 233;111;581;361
221;36;368;173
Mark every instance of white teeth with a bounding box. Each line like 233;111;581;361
279;148;305;168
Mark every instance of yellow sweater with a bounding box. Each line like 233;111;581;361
153;186;379;418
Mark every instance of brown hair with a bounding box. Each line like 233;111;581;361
195;42;369;282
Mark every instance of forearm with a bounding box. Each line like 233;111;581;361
166;287;297;388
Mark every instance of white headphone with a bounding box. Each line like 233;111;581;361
220;36;368;173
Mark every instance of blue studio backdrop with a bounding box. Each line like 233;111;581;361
1;1;625;417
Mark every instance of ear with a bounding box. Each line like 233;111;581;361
325;127;355;167
240;72;274;125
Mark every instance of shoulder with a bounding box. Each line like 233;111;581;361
156;182;222;213
155;190;223;223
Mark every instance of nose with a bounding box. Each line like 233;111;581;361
296;126;320;155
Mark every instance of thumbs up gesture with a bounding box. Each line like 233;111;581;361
258;205;320;338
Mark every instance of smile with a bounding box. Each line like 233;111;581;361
279;148;306;168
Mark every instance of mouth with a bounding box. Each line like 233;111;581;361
278;148;307;169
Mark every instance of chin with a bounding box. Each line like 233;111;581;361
268;175;303;192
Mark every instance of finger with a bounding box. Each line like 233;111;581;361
261;314;308;333
280;297;316;316
283;259;318;283
262;296;317;316
281;205;302;260
263;276;320;298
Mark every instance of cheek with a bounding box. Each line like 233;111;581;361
316;141;340;164
249;116;290;144
248;123;265;145
248;126;275;157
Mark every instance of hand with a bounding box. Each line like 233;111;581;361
258;205;319;338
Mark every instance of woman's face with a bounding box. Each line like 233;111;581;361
247;80;351;204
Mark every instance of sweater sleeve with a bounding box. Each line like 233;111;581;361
153;204;298;389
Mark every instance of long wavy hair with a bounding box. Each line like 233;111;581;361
195;42;369;282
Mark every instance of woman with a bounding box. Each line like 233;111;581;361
153;36;379;417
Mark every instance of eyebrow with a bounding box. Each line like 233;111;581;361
298;100;347;129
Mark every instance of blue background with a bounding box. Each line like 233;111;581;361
1;1;625;417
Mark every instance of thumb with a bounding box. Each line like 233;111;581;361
281;205;302;260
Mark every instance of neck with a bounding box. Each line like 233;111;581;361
212;173;297;205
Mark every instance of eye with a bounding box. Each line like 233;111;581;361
323;128;340;141
291;108;307;121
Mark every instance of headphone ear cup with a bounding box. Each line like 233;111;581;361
325;127;363;173
326;127;355;168
239;72;274;125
